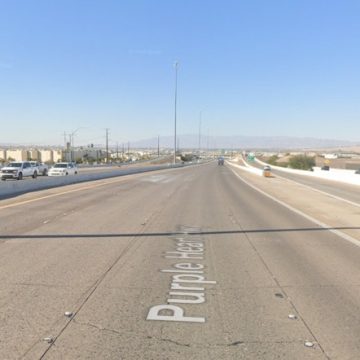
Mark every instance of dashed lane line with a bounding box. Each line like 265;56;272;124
0;164;205;211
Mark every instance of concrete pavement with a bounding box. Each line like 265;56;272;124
0;163;359;359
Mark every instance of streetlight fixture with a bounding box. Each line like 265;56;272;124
173;61;179;165
70;127;86;148
69;127;84;162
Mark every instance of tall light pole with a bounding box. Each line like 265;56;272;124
70;127;84;162
70;127;84;148
62;131;69;161
173;61;179;165
198;111;202;156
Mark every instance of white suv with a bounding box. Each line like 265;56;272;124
0;161;38;180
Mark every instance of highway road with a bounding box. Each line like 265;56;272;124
0;162;186;200
269;170;360;205
0;162;359;359
247;158;360;205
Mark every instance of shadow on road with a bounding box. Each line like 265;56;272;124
1;226;360;240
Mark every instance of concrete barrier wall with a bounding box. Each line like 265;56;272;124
0;164;182;200
255;158;360;186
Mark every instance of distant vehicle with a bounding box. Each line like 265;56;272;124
48;162;78;176
0;161;38;180
29;161;49;176
355;169;360;174
263;165;271;177
321;165;330;171
218;157;224;165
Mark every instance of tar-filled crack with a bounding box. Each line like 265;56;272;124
147;334;191;347
149;338;313;348
159;338;190;347
228;341;244;346
222;340;316;347
229;340;299;344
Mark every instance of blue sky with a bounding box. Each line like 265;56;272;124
1;0;360;146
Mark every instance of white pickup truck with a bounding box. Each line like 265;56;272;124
0;161;38;180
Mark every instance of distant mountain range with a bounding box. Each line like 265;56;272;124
132;135;359;150
1;135;358;151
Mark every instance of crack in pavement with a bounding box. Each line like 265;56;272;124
69;321;320;350
147;336;191;347
74;322;191;348
225;340;317;346
73;319;123;336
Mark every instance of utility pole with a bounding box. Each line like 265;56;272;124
127;142;130;159
63;132;67;147
68;134;72;162
116;141;119;159
105;128;109;163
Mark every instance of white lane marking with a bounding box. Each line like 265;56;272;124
147;230;216;323
0;165;199;211
229;167;360;249
236;158;360;208
272;172;360;209
142;175;173;183
226;161;262;176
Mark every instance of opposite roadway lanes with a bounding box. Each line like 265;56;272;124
246;157;360;205
0;162;359;359
0;161;184;200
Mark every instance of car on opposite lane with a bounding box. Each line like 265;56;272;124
0;161;38;180
29;161;49;176
48;162;78;176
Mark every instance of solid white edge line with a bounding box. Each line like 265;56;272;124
273;172;360;209
228;165;360;249
226;161;262;176
239;158;360;208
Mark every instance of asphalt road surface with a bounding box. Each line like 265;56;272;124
0;162;359;359
250;158;360;204
268;169;360;205
0;162;187;200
